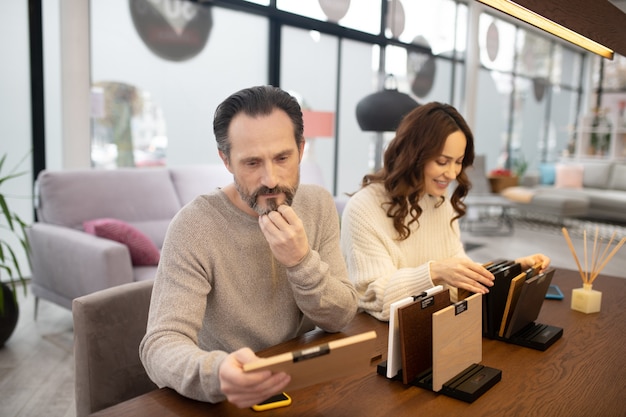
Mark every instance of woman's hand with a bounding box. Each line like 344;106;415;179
429;258;495;295
515;253;551;273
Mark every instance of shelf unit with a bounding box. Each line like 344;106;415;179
569;92;626;162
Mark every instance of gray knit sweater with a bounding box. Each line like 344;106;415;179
140;184;358;403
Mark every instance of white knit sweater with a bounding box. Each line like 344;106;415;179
340;183;468;321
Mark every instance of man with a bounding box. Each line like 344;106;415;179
139;85;358;408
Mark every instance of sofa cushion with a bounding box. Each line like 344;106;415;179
539;163;556;185
554;164;583;189
35;168;182;229
169;165;232;207
83;218;161;266
133;266;159;282
582;162;612;189
128;219;171;250
527;193;589;217
608;164;626;191
579;188;626;209
501;186;535;203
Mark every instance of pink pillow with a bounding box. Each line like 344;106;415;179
83;218;160;266
554;164;584;189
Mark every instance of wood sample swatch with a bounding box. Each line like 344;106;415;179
397;290;450;384
387;297;414;379
432;293;482;392
243;330;378;392
498;271;528;337
504;269;555;339
486;263;522;337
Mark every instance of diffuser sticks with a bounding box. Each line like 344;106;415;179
562;226;625;314
561;226;626;284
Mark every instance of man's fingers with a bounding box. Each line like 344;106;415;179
276;205;297;223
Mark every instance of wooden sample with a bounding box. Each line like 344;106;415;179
498;270;528;337
397;290;450;384
432;293;482;392
243;330;378;392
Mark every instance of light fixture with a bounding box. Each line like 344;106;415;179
356;74;419;171
477;0;614;59
356;75;419;132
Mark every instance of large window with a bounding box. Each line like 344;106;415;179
90;0;268;167
280;26;341;191
277;0;381;35
474;12;586;177
36;0;591;194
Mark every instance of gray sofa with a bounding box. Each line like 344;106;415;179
27;162;330;314
501;161;626;223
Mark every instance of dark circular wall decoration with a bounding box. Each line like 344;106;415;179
407;36;436;98
129;0;212;62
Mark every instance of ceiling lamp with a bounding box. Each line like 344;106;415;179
356;75;419;132
477;0;614;59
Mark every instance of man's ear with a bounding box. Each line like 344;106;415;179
298;139;306;163
219;150;234;174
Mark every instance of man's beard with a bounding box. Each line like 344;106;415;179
235;178;299;216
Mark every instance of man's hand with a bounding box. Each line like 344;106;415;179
218;348;291;408
258;205;310;267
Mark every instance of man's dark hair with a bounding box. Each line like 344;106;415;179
213;85;304;158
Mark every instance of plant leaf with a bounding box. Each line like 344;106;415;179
0;194;14;231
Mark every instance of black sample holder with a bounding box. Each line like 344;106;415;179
377;362;501;403
498;322;563;351
439;364;502;403
483;264;563;351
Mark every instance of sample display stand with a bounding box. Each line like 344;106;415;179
481;261;563;351
378;290;501;403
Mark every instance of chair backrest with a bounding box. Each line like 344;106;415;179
466;154;492;195
34;168;181;229
72;280;157;417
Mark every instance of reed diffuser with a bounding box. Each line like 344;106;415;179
561;227;625;314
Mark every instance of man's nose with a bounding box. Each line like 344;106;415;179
260;163;279;189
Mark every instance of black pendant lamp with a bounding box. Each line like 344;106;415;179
356;74;419;132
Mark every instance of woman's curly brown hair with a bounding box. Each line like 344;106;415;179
360;102;475;240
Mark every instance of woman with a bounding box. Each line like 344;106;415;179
340;102;549;321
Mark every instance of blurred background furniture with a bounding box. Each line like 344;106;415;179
72;280;157;417
462;155;514;235
27;165;231;317
501;161;626;223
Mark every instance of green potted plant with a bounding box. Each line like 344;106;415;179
0;152;31;347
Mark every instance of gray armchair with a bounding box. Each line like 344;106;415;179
72;280;157;417
27;165;233;318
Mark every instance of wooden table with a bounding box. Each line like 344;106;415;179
91;269;626;417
